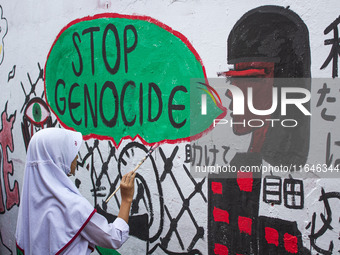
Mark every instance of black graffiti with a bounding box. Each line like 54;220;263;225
258;216;309;254
21;97;55;150
263;174;304;209
308;188;340;254
72;23;137;76
55;79;187;129
263;175;282;205
283;176;304;209
320;16;340;78
7;65;15;82
80;141;206;254
149;146;206;254
187;143;230;166
117;142;164;244
325;132;340;168
20;69;57;151
317;83;336;121
77;140;116;202
20;63;44;113
0;231;12;255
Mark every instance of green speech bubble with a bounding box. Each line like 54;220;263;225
45;14;225;146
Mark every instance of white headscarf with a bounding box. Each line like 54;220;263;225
16;128;95;255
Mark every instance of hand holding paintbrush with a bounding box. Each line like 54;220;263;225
104;143;160;205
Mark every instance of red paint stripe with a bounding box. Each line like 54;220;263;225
214;243;228;255
211;182;223;194
218;69;266;77
265;227;279;246
284;233;298;253
56;209;97;255
238;216;252;235
237;171;253;192
213;207;229;223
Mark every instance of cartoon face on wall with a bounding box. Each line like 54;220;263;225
208;6;312;255
224;62;275;136
224;5;311;165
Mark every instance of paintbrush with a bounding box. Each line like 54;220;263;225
104;143;160;204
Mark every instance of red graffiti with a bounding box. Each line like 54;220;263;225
283;233;298;253
238;216;252;235
213;207;229;223
211;182;223;194
0;105;19;212
214;243;229;255
265;227;279;246
218;69;266;77
236;171;253;192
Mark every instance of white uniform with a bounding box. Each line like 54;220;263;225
61;214;129;255
15;128;129;255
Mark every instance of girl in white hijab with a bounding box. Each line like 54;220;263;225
16;128;135;255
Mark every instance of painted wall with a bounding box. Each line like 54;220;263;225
0;0;339;254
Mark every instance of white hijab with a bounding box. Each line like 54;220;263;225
16;128;95;255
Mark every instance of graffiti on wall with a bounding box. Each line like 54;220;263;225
42;15;226;253
209;6;312;254
40;13;224;254
44;13;226;147
307;188;340;254
0;103;19;213
74;140;206;254
320;16;340;78
20;63;57;150
0;6;7;66
1;2;339;255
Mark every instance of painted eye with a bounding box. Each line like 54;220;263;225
24;98;50;125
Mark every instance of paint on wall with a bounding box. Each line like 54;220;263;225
76;140;206;254
0;2;340;254
320;16;340;78
44;13;226;147
0;103;19;213
208;6;311;254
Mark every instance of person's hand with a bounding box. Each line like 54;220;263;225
120;171;135;203
118;171;135;223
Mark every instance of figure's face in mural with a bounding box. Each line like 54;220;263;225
226;62;275;135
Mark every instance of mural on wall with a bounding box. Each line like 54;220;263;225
307;188;340;254
0;2;340;255
74;139;206;254
209;6;311;255
20;62;57;150
0;103;19;213
0;6;7;66
44;13;226;147
42;13;221;255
